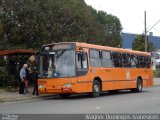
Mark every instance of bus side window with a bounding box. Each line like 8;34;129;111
77;53;82;68
76;52;88;76
77;52;88;69
102;51;113;67
139;56;146;68
90;49;101;67
131;55;138;68
145;56;151;68
82;52;88;68
122;53;131;68
112;52;122;67
146;57;151;68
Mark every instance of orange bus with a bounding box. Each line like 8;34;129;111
37;42;153;98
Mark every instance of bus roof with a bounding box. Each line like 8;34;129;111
44;42;150;56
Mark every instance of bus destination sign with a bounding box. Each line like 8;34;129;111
52;44;74;50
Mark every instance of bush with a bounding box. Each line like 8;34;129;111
154;68;160;77
0;66;8;87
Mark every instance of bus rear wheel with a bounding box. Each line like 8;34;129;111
60;93;70;98
90;80;101;97
131;78;142;92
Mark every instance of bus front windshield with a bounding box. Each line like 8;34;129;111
38;50;75;78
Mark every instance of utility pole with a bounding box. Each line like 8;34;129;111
144;11;147;52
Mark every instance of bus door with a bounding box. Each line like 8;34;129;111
76;50;91;93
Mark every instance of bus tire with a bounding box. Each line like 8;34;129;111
90;80;101;97
60;93;70;98
131;78;142;92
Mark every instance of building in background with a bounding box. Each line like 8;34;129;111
122;33;160;51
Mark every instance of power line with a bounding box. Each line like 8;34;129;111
147;27;160;33
146;19;160;33
152;27;160;33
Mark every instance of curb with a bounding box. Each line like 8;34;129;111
0;94;54;103
0;95;38;103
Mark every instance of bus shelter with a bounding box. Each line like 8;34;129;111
0;49;34;87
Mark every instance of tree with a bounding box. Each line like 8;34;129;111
0;0;123;50
132;34;155;52
96;11;122;47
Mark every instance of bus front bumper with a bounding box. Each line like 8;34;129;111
38;84;73;94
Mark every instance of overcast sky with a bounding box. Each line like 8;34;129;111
85;0;160;36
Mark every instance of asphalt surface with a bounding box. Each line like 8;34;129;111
0;77;159;120
0;86;160;114
0;79;160;120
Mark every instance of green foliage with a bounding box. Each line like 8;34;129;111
95;11;122;47
0;56;28;87
154;68;160;77
0;61;9;87
0;0;122;50
132;34;155;52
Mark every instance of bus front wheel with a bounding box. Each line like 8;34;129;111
90;80;101;97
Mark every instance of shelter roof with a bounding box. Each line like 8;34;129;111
0;49;34;56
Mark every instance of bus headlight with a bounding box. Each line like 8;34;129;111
63;83;72;87
39;84;46;88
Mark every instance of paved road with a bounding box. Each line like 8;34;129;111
0;86;160;114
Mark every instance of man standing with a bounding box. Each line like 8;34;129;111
19;64;28;94
32;67;39;96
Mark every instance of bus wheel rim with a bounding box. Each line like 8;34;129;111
94;85;99;93
138;83;142;90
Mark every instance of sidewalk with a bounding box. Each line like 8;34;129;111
0;78;160;103
0;87;52;103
